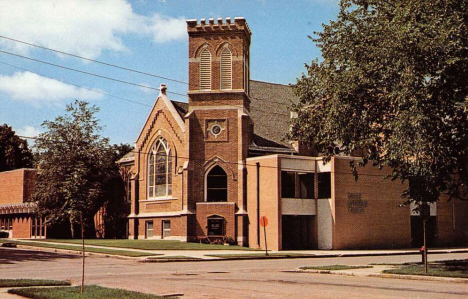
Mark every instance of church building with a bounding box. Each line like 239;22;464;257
119;17;468;250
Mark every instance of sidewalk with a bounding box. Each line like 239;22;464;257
8;239;468;262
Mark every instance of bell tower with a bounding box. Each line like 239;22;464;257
187;17;251;108
185;18;252;246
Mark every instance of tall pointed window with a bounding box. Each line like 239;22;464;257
200;48;211;90
148;138;172;198
206;166;228;202
220;48;232;90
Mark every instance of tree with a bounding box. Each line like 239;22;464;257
291;0;468;206
33;100;110;292
0;124;33;171
99;143;133;239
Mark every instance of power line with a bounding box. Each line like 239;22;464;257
0;34;189;85
0;61;153;108
0;49;188;98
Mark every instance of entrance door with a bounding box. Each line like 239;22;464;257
282;215;315;250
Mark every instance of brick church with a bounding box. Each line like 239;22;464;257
118;17;468;250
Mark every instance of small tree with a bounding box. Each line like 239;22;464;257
0;124;33;171
33;100;110;293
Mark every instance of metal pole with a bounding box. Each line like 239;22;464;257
263;224;268;256
423;219;427;273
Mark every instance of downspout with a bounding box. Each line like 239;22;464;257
256;162;260;247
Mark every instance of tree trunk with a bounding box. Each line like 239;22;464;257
70;218;75;239
80;214;85;293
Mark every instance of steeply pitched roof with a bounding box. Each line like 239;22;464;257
249;80;298;149
171;100;189;119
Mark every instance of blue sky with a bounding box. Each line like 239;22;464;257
0;0;340;146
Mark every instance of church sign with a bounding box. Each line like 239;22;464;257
348;193;368;214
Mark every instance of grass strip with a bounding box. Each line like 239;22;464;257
0;279;70;287
206;253;314;259
34;239;257;251
300;265;373;271
8;285;173;299
0;240;155;257
382;260;468;278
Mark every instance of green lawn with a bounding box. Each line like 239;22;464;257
0;279;70;287
32;239;256;251
8;285;173;299
300;265;373;271
0;240;156;257
383;259;468;278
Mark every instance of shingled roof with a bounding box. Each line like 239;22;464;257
249;80;298;152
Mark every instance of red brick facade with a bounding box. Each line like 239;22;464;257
123;17;468;250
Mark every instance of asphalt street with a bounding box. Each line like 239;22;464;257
1;248;467;298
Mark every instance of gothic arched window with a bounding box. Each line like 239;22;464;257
220;47;232;90
200;48;211;90
206;165;228;202
148;138;172;198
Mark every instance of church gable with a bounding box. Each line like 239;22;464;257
136;84;186;152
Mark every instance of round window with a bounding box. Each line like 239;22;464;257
210;124;222;136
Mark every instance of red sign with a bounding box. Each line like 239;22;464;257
260;216;268;227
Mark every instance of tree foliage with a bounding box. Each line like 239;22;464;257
291;0;468;204
33;100;111;237
0;124;33;171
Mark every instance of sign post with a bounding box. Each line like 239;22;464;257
260;216;268;256
420;203;430;273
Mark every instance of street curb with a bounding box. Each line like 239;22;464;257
289;269;468;284
367;273;468;283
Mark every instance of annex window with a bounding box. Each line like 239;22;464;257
318;172;331;199
162;220;171;238
148;138;172;198
200;48;211;90
220;47;232;90
145;221;154;238
281;171;314;199
206;166;228;202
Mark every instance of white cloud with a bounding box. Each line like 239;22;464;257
147;14;187;43
0;71;103;106
0;0;186;59
16;125;42;139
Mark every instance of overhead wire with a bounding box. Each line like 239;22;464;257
0;49;188;98
0;34;189;85
0;61;153;108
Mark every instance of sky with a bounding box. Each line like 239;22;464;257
0;0;340;146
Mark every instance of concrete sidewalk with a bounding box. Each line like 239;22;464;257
8;239;468;262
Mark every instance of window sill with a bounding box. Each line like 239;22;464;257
141;197;178;202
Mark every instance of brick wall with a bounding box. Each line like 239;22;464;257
0;169;36;205
196;202;236;238
246;155;281;250
332;157;410;249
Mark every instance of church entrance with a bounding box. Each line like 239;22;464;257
281;215;316;250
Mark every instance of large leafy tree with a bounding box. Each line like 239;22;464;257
291;0;468;205
0;124;33;171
